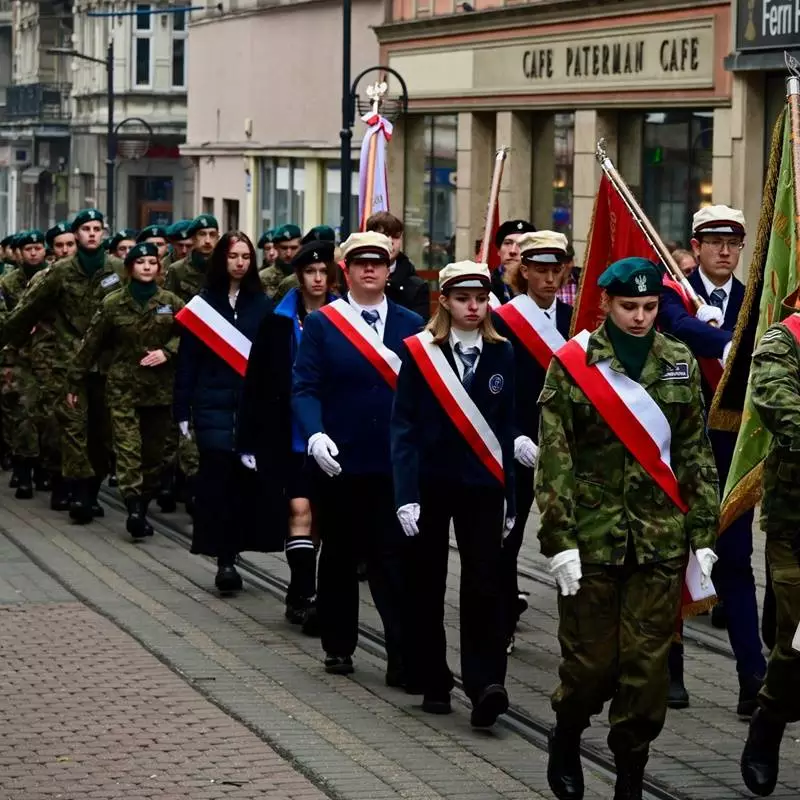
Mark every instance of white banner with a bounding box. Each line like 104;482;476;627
358;113;393;229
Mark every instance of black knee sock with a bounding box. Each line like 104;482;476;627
285;536;316;601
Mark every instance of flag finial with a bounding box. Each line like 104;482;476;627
785;51;800;78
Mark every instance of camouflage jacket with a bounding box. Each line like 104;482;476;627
164;255;206;303
0;253;125;373
25;266;60;375
259;262;293;299
0;264;46;369
535;323;719;565
69;286;185;407
750;316;800;537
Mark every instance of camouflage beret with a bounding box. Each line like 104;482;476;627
71;208;104;231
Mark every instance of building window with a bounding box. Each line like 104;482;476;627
553;113;575;239
324;161;359;236
0;169;9;238
259;158;304;230
133;3;153;87
202;197;214;215
171;10;186;88
641;111;713;248
223;199;239;231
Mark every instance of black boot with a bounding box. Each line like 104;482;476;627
125;496;153;540
8;463;19;488
69;478;94;524
741;707;784;797
738;674;764;718
667;642;689;709
88;475;104;517
14;459;33;500
215;556;242;594
156;469;177;513
50;473;71;512
108;474;118;488
33;464;50;492
184;474;197;517
613;751;648;800
547;725;585;800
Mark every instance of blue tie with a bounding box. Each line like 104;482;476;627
455;342;479;390
710;288;726;310
361;309;380;333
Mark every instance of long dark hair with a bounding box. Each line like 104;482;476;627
206;231;262;295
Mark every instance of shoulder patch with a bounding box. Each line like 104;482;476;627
661;362;690;381
760;328;785;344
155;304;173;315
100;273;121;289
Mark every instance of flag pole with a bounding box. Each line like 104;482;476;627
360;80;387;231
785;53;800;281
479;147;509;264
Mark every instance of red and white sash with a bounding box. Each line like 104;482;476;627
556;329;687;513
495;294;566;370
404;330;504;484
319;298;401;389
176;295;251;376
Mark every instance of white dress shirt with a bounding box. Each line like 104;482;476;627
698;269;733;318
539;297;558;326
449;327;484;381
347;294;388;342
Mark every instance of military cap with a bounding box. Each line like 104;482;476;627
108;228;138;252
598;257;664;297
494;219;536;248
45;222;72;248
257;229;275;249
301;225;336;245
439;260;492;293
274;223;302;243
0;235;13;248
124;241;159;267
136;224;169;242
519;230;569;264
340;231;392;264
692;205;746;237
17;230;45;248
71;208;104;231
186;214;219;237
167;220;192;240
291;240;335;270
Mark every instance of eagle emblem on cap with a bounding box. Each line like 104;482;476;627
516;222;523;230
313;251;318;260
200;218;207;226
88;210;95;219
635;274;647;293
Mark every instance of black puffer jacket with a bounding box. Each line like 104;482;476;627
386;253;431;321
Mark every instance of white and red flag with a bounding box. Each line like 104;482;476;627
358;113;393;230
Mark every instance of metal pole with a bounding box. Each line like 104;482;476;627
106;37;115;229
339;0;352;240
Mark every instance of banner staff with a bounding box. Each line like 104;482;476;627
479;147;509;264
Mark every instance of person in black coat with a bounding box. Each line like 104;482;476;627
174;231;286;593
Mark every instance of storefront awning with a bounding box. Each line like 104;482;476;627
724;48;800;72
20;166;47;185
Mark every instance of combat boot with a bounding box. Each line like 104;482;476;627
156;468;177;513
667;642;689;709
8;464;19;488
50;473;71;512
13;458;33;500
741;707;785;796
125;496;154;540
215;556;242;594
69;478;95;524
547;725;585;800
613;751;648;800
33;464;50;492
88;475;105;518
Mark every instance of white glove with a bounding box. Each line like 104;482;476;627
240;454;257;471
549;548;582;596
722;340;733;367
178;420;191;439
503;516;516;540
696;304;723;325
397;503;420;537
695;547;718;590
308;432;342;477
514;435;539;468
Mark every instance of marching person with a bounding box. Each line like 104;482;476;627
740;310;800;797
136;225;170;262
391;260;515;727
45;222;77;263
292;231;423;678
257;229;278;271
538;258;719;800
174;231;281;593
261;224;302;298
163;220;192;273
239;239;338;634
658;205;766;715
492;230;573;652
108;228;138;262
491;219;536;304
67;242;184;539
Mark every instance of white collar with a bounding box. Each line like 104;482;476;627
449;326;483;353
538;296;557;317
698;268;733;300
347;293;387;317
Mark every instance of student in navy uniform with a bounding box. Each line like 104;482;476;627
239;239;338;635
391;260;515;727
490;219;536;304
657;204;766;715
292;231;424;678
492;231;574;652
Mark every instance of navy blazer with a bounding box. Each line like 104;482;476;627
492;299;572;442
292;297;424;475
391;337;516;516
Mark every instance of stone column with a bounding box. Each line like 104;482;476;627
495;111;532;222
530;112;555;230
455;111;494;261
402;115;428;269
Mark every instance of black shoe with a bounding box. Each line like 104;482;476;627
91;503;105;518
324;654;354;675
14;460;33;500
738;675;764;718
470;684;509;729
215;564;243;594
741;707;784;797
156;489;177;513
667;680;689;710
50;476;71;511
285;599;306;625
516;591;529;619
547;725;585;800
108;474;118;488
33;466;50;492
125;497;154;540
422;694;452;715
69;479;94;524
711;600;727;629
667;642;689;709
301;602;321;637
613;751;648;800
8;468;19;489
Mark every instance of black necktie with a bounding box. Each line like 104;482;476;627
361;309;380;334
455;342;479;391
710;288;726;310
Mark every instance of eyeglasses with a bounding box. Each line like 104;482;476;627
701;238;744;252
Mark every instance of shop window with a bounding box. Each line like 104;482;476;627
260;158;304;231
641;111;713;248
324;161;359;237
553;113;574;239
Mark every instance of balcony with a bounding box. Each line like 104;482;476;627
6;83;70;122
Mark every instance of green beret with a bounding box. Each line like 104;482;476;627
124;241;159;267
274;223;302;242
187;215;219;237
18;230;45;248
108;228;138;252
0;235;13;248
302;225;336;245
45;222;72;248
257;229;275;249
136;225;169;242
598;257;664;297
291;240;335;270
71;208;104;232
167;220;192;240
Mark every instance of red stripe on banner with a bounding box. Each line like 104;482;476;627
176;306;248;377
495;303;554;370
782;314;800;343
556;339;688;513
405;334;504;485
320;305;398;390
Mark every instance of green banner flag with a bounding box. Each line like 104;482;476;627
718;110;798;532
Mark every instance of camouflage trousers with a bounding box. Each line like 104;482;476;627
553;553;684;756
759;535;800;723
12;369;62;469
0;368;21;456
55;373;113;481
110;404;173;501
177;425;199;478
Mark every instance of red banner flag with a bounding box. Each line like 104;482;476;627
571;174;657;335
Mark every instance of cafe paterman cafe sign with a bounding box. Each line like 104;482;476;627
389;20;715;98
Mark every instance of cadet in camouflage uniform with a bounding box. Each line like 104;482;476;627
0;235;15;274
164;220;193;277
257;228;277;272
45;222;76;264
108;228;138;262
136;224;169;263
740;312;800;797
0;209;125;522
68;242;184;539
536;258;720;800
260;223;301;298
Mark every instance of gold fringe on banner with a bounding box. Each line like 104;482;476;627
719;462;764;533
681;595;718;621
